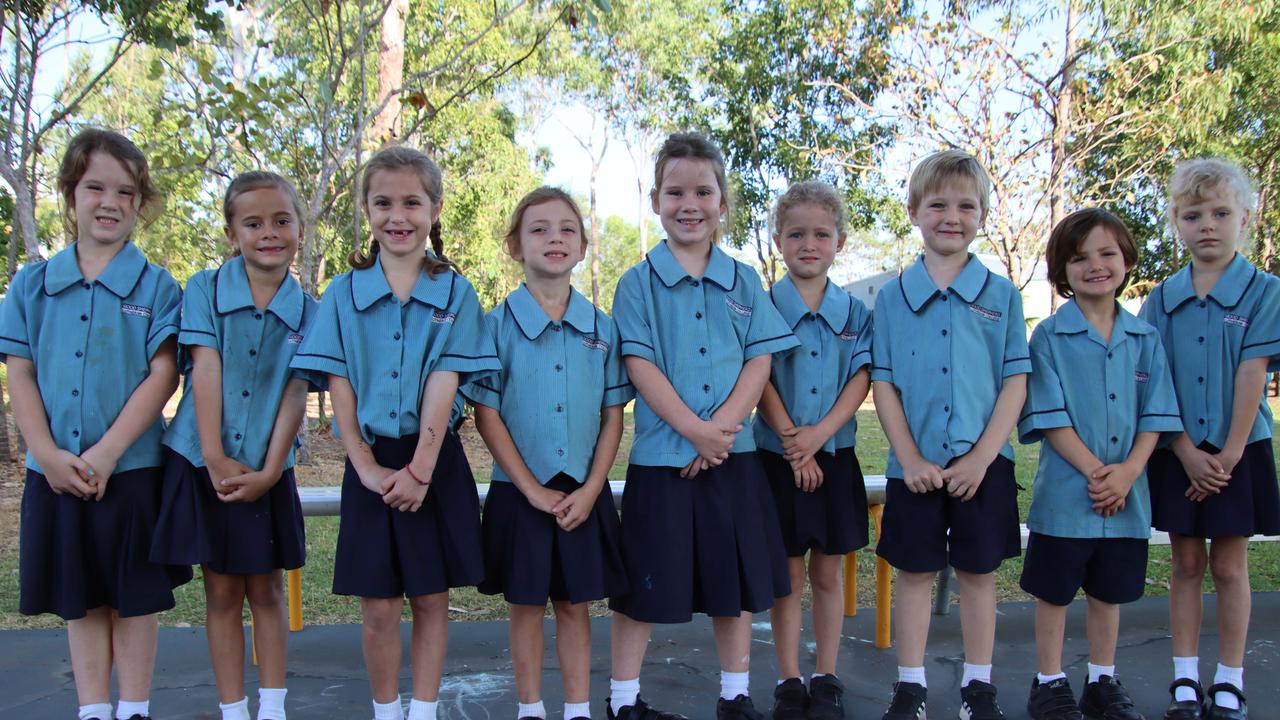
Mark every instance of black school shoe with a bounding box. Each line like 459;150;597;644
1079;675;1143;720
1204;683;1248;720
771;678;808;720
960;679;1007;719
1028;677;1084;720
607;695;690;720
880;681;927;720
1164;679;1205;720
718;694;765;720
808;674;845;720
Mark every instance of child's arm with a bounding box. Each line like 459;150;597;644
782;367;870;467
473;404;567;515
1212;356;1270;476
1088;431;1159;517
873;379;944;493
625;356;737;473
757;381;822;490
689;354;771;479
939;373;1027;502
189;346;253;492
553;404;624;531
5;357;96;497
218;377;309;503
1041;427;1105;478
80;339;180;500
328;374;395;494
381;370;458;512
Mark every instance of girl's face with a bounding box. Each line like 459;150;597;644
226;187;301;275
73;151;142;247
652;158;726;249
1175;190;1248;267
514;199;584;280
776;202;844;282
365;168;441;260
1065;225;1130;302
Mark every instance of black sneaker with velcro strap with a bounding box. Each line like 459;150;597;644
1028;676;1084;720
1079;674;1143;720
606;695;689;720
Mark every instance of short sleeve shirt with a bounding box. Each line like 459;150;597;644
0;242;181;473
753;276;872;455
1018;300;1183;538
870;254;1032;478
612;241;799;467
462;284;633;484
289;261;499;444
163;256;322;470
1139;254;1280;448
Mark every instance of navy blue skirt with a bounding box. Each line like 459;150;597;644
759;447;870;557
332;432;484;598
607;453;791;623
151;452;306;575
1149;439;1280;538
478;474;628;605
20;467;193;620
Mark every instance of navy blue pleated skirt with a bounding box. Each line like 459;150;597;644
607;452;790;623
151;452;306;575
758;447;870;557
20;467;193;620
332;431;484;598
479;473;628;605
1149;439;1280;539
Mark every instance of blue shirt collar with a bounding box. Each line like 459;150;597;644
646;240;737;290
770;275;851;332
900;253;989;312
1161;253;1256;312
507;283;597;340
351;259;455;311
214;255;305;331
1053;298;1153;345
44;242;147;298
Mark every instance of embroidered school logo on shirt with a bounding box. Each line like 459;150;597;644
431;309;456;325
582;337;609;352
1135;370;1149;383
287;333;304;345
839;331;858;341
1224;314;1250;328
725;297;752;317
120;303;152;319
968;303;1002;321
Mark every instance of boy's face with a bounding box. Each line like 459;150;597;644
1065;225;1130;302
909;179;984;258
775;202;844;282
1174;189;1248;267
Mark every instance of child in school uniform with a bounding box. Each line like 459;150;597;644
754;181;872;720
1140;159;1280;720
871;150;1029;720
289;145;500;720
1019;209;1183;720
151;172;320;720
464;187;632;720
608;132;799;720
0;128;186;720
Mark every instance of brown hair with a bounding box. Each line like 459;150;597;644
57;128;160;240
1045;208;1138;299
502;186;587;260
771;180;848;239
907;149;992;218
349;144;452;275
651;132;732;242
223;171;305;256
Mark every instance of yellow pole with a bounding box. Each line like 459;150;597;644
250;615;257;666
870;504;892;649
842;551;859;616
287;568;303;632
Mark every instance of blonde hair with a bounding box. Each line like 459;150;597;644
1168;157;1257;228
772;181;848;238
907;149;992;217
349;144;452;275
651;132;732;242
502;187;586;259
57;128;160;240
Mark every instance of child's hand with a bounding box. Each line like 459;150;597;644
357;464;396;495
940;452;987;501
781;425;824;466
680;456;710;479
1212;446;1244;479
553;485;600;531
1177;447;1230;501
902;456;945;494
524;484;568;516
381;469;428;512
217;469;277;504
42;449;96;499
79;444;120;501
791;456;825;492
1089;463;1139;514
687;419;738;467
207;455;254;496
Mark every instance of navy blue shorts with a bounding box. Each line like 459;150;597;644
759;447;870;557
1020;533;1148;606
151;452;305;575
875;455;1020;574
1149;439;1280;539
479;474;627;605
20;467;193;620
608;453;790;623
332;432;484;598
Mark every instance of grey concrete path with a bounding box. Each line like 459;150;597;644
3;594;1278;719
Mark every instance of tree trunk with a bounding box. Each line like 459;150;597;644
589;163;601;306
1047;0;1079;311
0;380;11;462
370;0;409;145
13;174;41;261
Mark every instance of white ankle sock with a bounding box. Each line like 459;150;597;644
564;701;591;719
609;677;640;710
219;697;251;720
79;703;113;720
898;666;927;687
1173;656;1200;702
373;696;404;720
1214;664;1243;710
116;700;149;719
1037;672;1067;684
961;663;991;687
720;670;749;700
1088;663;1115;683
407;699;436;720
516;700;545;718
257;688;287;720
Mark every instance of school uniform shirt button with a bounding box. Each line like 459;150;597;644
249;349;257;356
556;448;565;456
72;429;79;437
944;405;950;412
1107;352;1113;359
942;442;949;449
1199;418;1206;425
242;390;250;397
941;329;948;336
389;411;397;418
71;389;79;396
1198;376;1204;383
556;404;563;412
941;367;949;374
80;314;88;321
700;347;707;355
695;312;703;319
941;294;949;301
810;350;818;357
1109;393;1116;400
82;282;91;290
391;370;399;378
552;325;561;332
1198;336;1205;343
1199;300;1207;308
810;387;818;394
234;433;242;440
393;332;401;340
254;313;262;320
555;364;563;371
74;350;83;358
691;280;700;287
703;384;711;392
1110;436;1118;443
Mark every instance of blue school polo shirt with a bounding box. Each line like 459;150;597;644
163;256;322;471
1139;254;1280;449
870;254;1031;478
753;275;872;455
613;241;799;467
462;284;633;484
1018;300;1183;538
0;242;181;473
289;261;499;444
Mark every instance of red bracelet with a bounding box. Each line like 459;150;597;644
404;464;430;485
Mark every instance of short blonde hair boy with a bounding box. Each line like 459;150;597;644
907;149;992;218
1167;157;1257;224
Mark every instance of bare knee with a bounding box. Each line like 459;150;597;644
204;573;247;615
362;597;404;633
1172;547;1209;580
1209;550;1248;588
788;560;809;593
245;573;284;609
808;559;842;596
408;592;448;619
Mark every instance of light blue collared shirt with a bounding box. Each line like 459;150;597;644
1019;300;1183;539
754;276;872;455
462;284;633;484
613;241;800;467
871;254;1032;478
0;242;181;473
1139;253;1280;448
163;256;323;470
289;261;499;444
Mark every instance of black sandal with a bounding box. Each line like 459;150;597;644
1204;682;1247;720
1163;678;1205;720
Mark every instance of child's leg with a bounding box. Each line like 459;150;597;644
894;570;935;670
769;557;808;680
245;571;288;690
713;612;753;701
361;596;405;703
1084;596;1119;668
205;568;250;703
112;610;159;704
1168;534;1208;658
609;612;651;708
1208;536;1250;667
509;603;546;704
68;607;115;706
954;570;997;667
808;551;844;677
408;592;449;702
551;601;591;705
1034;600;1068;676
